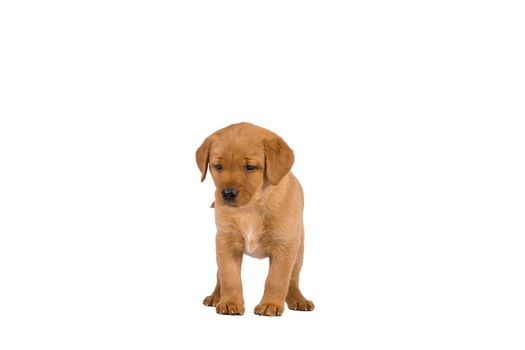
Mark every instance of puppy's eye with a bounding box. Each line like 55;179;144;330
214;164;222;171
245;164;256;171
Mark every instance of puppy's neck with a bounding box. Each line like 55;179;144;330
252;172;292;208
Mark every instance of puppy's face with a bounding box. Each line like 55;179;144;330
196;123;294;207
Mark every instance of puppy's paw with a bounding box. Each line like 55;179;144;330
286;298;315;311
203;294;220;307
254;302;284;316
215;301;245;315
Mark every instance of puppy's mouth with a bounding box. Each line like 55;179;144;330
216;188;252;208
219;187;245;207
222;199;238;207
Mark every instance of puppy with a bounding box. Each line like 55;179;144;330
196;122;314;316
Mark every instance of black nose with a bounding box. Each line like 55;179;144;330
222;188;238;201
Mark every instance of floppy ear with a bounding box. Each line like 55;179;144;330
196;136;211;182
263;136;295;185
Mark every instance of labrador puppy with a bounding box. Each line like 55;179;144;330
196;122;314;316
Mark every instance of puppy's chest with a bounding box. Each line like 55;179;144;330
238;216;267;259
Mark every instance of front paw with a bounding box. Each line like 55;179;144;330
216;301;245;315
254;302;284;316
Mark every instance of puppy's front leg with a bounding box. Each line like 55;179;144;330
215;234;245;315
255;246;297;316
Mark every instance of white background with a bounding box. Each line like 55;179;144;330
1;1;524;349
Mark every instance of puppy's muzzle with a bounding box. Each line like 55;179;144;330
222;188;238;201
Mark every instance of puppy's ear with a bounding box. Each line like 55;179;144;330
196;136;211;182
263;136;294;185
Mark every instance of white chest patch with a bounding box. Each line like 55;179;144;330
244;230;257;254
241;225;265;258
237;210;266;259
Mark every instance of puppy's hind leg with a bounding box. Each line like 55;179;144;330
203;270;220;307
286;240;315;311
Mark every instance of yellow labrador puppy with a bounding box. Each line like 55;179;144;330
196;122;314;316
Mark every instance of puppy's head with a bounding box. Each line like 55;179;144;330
196;122;294;207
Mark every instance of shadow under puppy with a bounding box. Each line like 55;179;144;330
196;122;314;316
